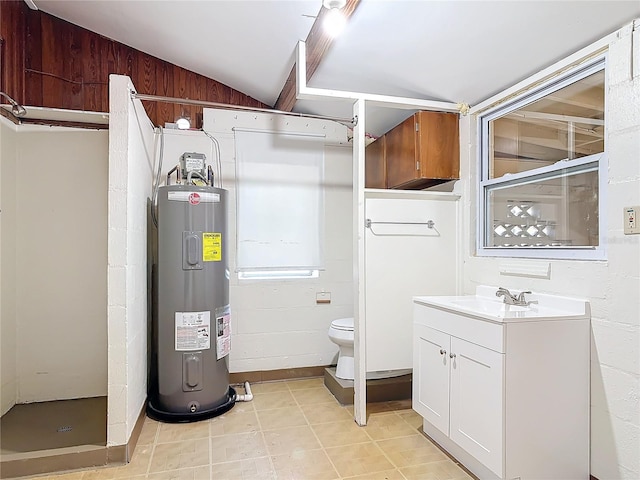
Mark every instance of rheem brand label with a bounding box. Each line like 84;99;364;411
188;193;201;205
167;191;220;203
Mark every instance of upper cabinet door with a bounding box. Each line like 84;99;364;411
385;114;419;188
416;111;459;180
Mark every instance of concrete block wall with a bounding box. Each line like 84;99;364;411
107;75;155;445
458;22;640;478
202;109;353;373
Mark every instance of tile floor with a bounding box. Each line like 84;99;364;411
20;378;473;480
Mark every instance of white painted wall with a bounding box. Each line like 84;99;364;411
458;23;640;479
0;119;18;415
201;109;353;372
107;75;155;445
14;129;108;403
0;118;108;408
364;190;460;372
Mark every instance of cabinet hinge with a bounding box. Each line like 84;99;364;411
416;161;420;171
415;122;419;132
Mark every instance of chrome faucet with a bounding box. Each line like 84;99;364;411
496;287;535;306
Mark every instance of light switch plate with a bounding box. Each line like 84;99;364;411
624;206;640;234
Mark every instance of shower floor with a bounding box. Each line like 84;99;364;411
0;396;107;458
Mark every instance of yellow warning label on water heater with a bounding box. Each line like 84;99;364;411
203;233;222;262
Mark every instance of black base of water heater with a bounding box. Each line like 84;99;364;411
146;386;236;423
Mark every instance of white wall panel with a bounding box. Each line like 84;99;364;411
459;24;640;478
12;129;108;403
365;192;459;372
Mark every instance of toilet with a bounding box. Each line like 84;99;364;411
328;317;354;380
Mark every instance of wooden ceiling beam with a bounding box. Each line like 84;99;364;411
274;0;361;112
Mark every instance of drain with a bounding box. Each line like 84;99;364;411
56;426;73;433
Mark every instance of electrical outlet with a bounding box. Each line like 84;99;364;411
316;292;331;304
624;206;640;234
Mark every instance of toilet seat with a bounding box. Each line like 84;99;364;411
330;318;353;332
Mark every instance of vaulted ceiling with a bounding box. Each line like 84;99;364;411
27;0;640;135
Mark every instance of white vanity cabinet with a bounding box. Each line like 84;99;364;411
413;290;590;480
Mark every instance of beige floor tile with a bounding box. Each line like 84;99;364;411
257;406;307;430
252;391;298;411
364;412;420;440
285;377;325;390
229;399;256;414
376;434;448;468
146;465;210;480
342;469;405;480
136;418;160;446
112;443;153;478
148;438;209;473
262;425;321;456
46;473;85;480
210;431;268;463
300;402;353;424
396;410;423;430
271;448;339;480
156;419;209;443
290;387;337;406
81;467;121;479
325;441;395;477
248;381;289;394
210;410;260;436
210;457;276;480
399;463;441;480
311;420;371;448
400;460;473;480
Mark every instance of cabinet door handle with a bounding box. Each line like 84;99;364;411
439;349;446;355
449;353;456;359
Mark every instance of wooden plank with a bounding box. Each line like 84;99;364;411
81;29;103;111
39;14;63;108
137;52;156;122
0;0;26;103
274;0;361;111
66;19;83;110
24;9;43;106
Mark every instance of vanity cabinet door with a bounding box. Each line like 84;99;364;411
413;324;451;436
449;337;504;478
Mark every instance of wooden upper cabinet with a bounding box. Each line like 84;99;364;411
365;136;386;188
384;111;459;190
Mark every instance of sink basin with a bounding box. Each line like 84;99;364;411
414;286;589;323
451;297;529;315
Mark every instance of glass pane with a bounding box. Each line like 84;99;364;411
486;168;599;248
489;70;604;179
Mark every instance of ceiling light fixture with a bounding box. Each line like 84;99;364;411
175;116;191;130
322;0;347;38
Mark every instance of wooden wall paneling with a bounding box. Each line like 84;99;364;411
117;44;137;85
155;59;174;128
39;14;64;108
65;19;84;110
81;29;104;111
137;52;157;123
0;0;26;103
5;6;271;124
24;9;43;106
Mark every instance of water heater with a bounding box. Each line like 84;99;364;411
147;184;235;422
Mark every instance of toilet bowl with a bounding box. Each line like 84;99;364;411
328;317;354;380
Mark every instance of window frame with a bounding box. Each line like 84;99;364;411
476;55;608;261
